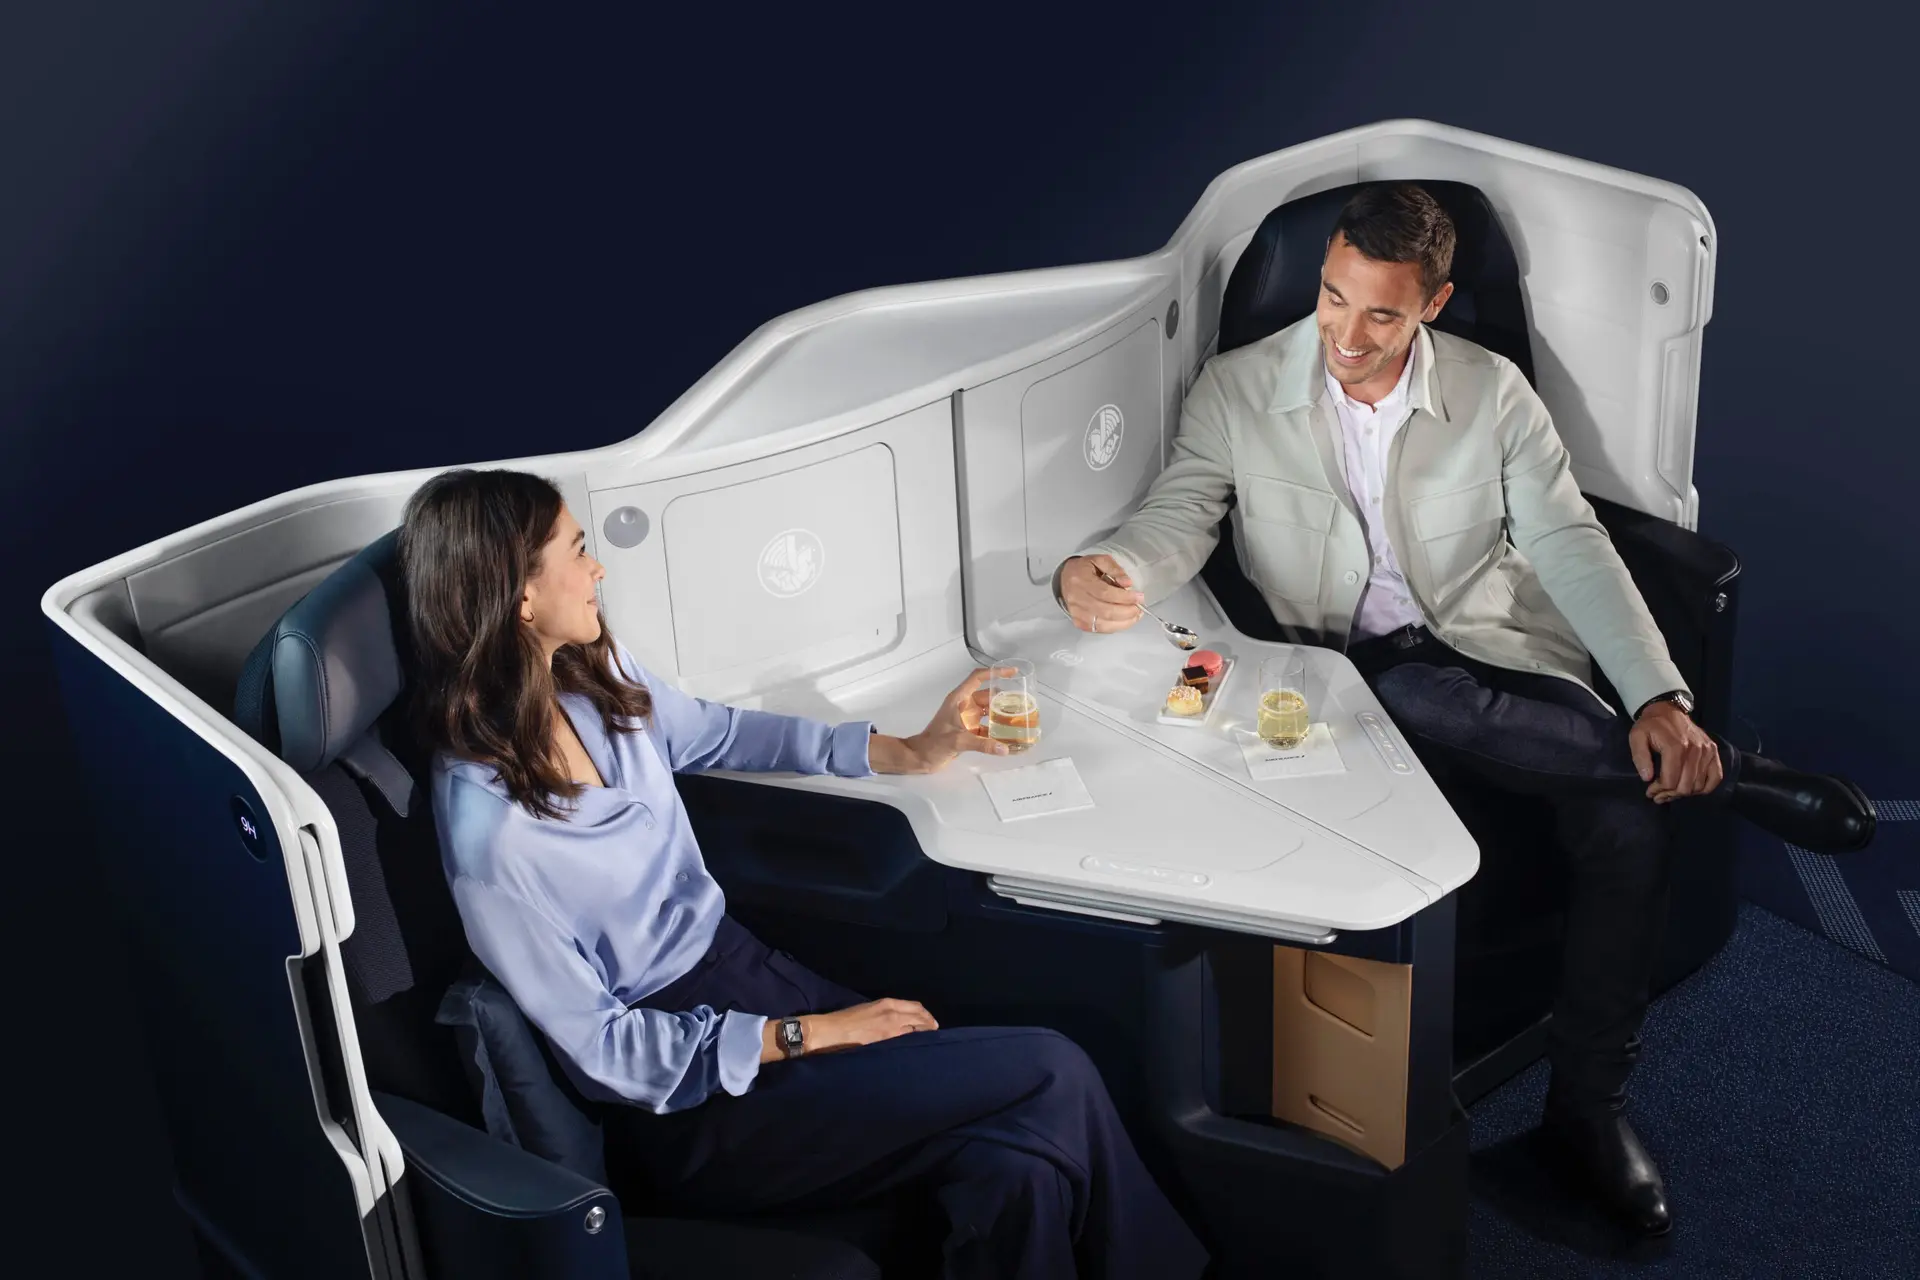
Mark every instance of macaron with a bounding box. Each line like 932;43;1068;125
1191;649;1224;679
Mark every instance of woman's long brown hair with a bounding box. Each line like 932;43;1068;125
398;468;652;819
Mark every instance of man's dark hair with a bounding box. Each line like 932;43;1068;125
1330;183;1456;301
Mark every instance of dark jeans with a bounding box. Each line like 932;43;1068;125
604;916;1209;1280
1347;625;1737;1117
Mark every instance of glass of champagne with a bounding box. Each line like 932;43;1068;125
1257;653;1310;749
986;659;1041;753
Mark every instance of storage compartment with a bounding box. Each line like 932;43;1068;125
657;443;906;679
1272;945;1414;1169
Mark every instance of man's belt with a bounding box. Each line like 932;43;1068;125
1349;624;1430;659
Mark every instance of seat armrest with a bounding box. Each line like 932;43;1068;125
375;1090;630;1280
1596;499;1739;601
1588;495;1741;733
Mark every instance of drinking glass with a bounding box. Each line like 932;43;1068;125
985;659;1041;753
1257;653;1310;749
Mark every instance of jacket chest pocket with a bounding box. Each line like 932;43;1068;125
1238;474;1337;605
1410;478;1506;595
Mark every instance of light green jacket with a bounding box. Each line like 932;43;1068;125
1061;317;1687;716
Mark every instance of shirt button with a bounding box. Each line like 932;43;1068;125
1343;570;1360;584
675;871;689;883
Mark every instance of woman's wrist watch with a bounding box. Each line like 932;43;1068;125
777;1016;805;1059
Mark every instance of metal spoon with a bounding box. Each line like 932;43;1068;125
1095;569;1200;650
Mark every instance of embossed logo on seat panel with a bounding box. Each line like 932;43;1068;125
757;528;825;597
1084;403;1124;471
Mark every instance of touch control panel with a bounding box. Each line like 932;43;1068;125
1356;711;1414;775
1080;855;1211;888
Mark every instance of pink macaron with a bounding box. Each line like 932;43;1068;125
1191;649;1224;679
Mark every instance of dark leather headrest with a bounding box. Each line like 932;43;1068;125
234;530;409;774
1217;179;1535;386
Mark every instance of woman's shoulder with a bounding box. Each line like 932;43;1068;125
430;757;533;869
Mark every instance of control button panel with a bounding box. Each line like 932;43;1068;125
1356;711;1414;774
1080;855;1210;888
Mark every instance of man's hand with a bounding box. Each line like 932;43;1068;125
1629;702;1722;803
1060;555;1146;634
867;667;1013;774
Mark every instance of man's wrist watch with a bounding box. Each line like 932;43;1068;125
1635;690;1694;720
776;1016;805;1059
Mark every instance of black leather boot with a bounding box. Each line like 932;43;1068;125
1723;751;1876;853
1538;1109;1672;1237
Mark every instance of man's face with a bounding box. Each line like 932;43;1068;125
1315;232;1453;392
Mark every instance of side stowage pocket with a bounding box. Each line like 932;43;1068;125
1411;478;1505;595
1238;474;1337;605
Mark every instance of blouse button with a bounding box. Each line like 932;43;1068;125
675;871;689;883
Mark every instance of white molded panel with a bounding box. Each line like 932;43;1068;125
662;444;904;679
959;284;1181;639
587;399;961;705
1019;317;1165;581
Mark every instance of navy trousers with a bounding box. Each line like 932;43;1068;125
1348;625;1738;1117
604;916;1209;1280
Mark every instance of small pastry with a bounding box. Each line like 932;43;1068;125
1191;649;1224;680
1180;664;1210;693
1166;685;1204;717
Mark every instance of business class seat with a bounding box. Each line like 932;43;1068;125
230;530;938;1280
1202;179;1743;1099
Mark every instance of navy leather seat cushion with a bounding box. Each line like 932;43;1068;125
439;972;610;1187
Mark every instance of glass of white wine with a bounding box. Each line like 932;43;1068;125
1257;653;1310;749
985;659;1041;753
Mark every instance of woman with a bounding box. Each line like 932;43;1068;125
398;467;1208;1280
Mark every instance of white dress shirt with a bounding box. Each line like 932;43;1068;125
1325;344;1427;640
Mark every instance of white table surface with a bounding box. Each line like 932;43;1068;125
710;582;1479;938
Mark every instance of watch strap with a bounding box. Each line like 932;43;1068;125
1635;690;1693;720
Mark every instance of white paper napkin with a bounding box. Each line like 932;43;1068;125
1239;722;1347;781
979;756;1096;821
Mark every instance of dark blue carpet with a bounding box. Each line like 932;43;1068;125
1464;902;1920;1278
1739;798;1920;986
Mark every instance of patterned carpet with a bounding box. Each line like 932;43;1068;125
1465;902;1920;1278
1737;796;1920;985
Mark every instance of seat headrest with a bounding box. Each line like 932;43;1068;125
1217;179;1536;386
234;530;409;774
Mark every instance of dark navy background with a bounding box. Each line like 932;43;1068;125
3;4;1910;1275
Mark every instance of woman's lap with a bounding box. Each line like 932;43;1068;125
613;1021;1100;1212
613;919;1105;1213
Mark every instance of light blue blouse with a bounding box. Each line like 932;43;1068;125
430;643;874;1114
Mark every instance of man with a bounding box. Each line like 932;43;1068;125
1053;183;1874;1236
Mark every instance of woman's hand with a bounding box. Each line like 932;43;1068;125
804;999;940;1054
867;666;1016;774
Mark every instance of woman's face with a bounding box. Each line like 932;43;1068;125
521;504;607;657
